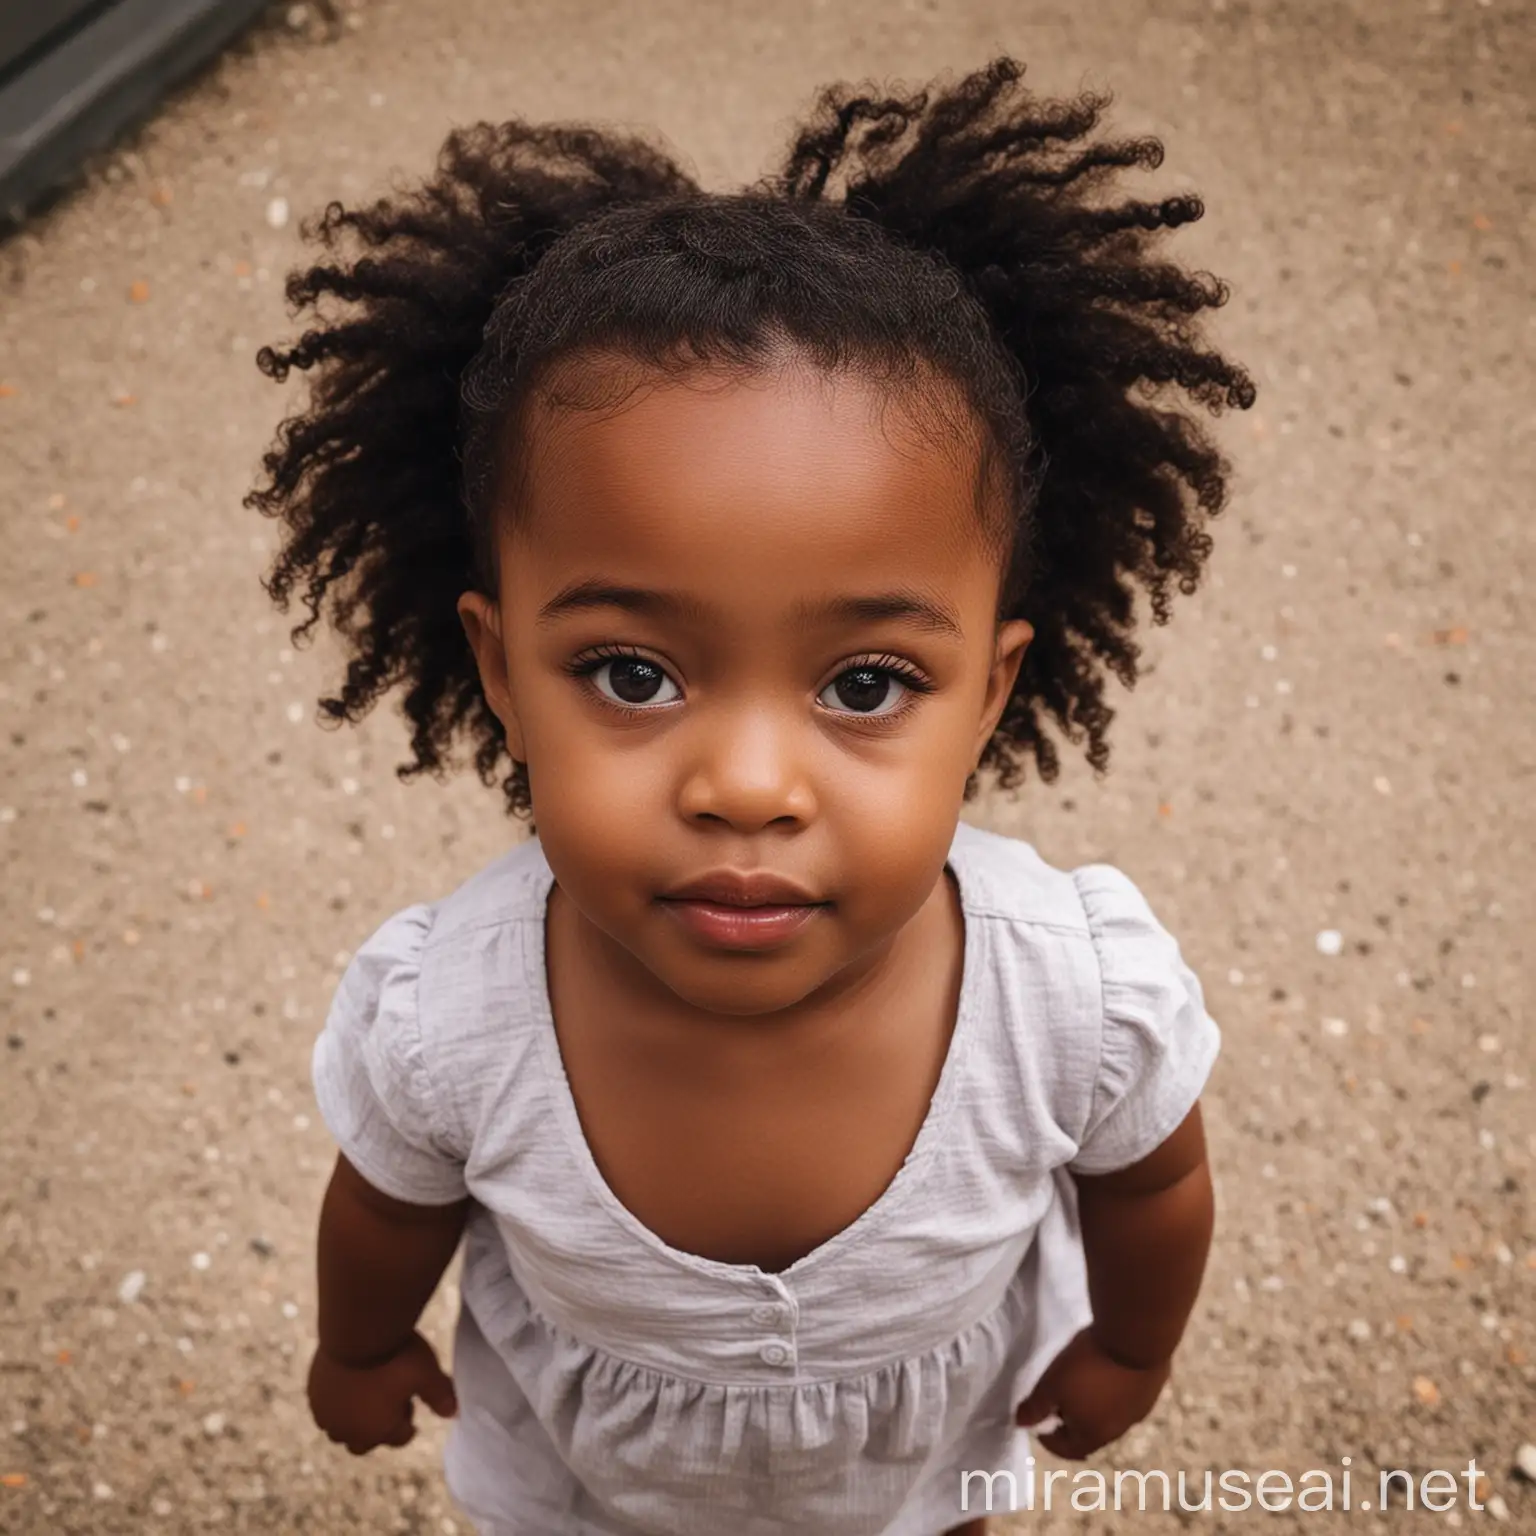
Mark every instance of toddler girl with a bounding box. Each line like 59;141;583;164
249;57;1254;1536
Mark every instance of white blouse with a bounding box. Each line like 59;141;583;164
313;819;1220;1535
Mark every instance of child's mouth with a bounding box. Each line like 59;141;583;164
657;898;826;951
656;870;828;951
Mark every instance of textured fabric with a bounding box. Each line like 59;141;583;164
312;820;1220;1536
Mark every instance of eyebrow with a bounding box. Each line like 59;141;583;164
535;578;965;641
792;590;965;641
535;580;713;627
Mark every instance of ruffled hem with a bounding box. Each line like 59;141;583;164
450;1185;1091;1536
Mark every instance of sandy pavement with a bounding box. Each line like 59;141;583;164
1;1;1532;1531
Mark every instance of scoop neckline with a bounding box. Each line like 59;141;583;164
525;829;984;1287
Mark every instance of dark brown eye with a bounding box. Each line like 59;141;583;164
592;657;678;707
820;668;903;716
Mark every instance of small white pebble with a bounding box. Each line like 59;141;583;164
1227;968;1244;986
1275;678;1293;694
1487;1494;1508;1522
1244;694;1259;709
37;907;55;923
152;1500;172;1518
93;1481;113;1500
0;806;16;823
1322;1017;1349;1037
70;768;89;787
1479;1034;1501;1053
1479;1129;1496;1150
191;1251;211;1272
293;1114;310;1131
176;1336;194;1355
266;196;290;230
286;2;309;26
1461;973;1477;989
1347;1318;1372;1342
12;968;30;987
381;823;395;839
202;1411;226;1438
1259;1275;1283;1292
110;733;130;753
286;702;304;723
150;632;169;653
117;1270;146;1305
1260;644;1277;661
340;777;359;795
174;775;191;793
1373;775;1392;795
1316;929;1343;956
1281;563;1297;578
281;1301;299;1319
1388;1254;1407;1274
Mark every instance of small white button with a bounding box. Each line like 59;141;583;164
750;1304;781;1324
758;1342;790;1366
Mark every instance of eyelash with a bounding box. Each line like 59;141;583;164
833;654;937;706
562;646;936;720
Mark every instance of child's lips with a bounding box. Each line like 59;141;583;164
657;869;828;950
660;869;822;907
657;897;825;951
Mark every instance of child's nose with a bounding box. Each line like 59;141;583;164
675;707;817;832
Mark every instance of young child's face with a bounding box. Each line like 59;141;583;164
460;358;1031;1018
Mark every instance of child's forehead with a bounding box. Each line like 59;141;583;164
506;358;997;573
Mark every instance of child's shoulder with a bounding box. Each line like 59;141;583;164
341;835;551;994
949;819;1157;940
424;832;553;950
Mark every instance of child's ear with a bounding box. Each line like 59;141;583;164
457;591;528;762
974;619;1033;765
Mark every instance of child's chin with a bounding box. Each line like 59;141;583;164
646;942;837;1019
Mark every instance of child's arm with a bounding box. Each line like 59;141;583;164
1075;1102;1214;1369
1015;1104;1213;1459
308;1153;470;1454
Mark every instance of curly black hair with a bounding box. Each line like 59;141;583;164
248;57;1255;819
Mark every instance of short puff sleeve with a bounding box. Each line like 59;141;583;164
1068;865;1220;1175
312;903;468;1206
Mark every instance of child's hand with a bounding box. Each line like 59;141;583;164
1013;1327;1170;1460
307;1330;458;1455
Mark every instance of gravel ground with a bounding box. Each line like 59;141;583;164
1;1;1533;1532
